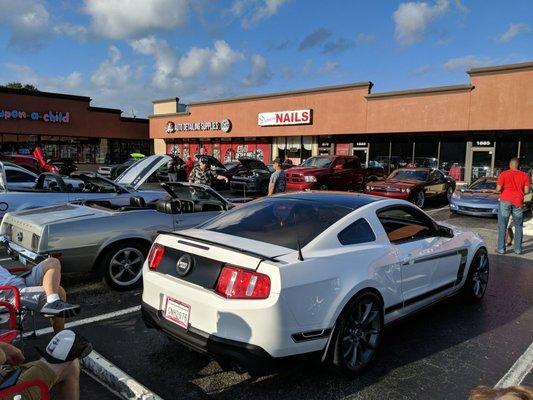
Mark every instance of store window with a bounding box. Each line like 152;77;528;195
494;135;519;177
519;134;533;178
390;135;414;171
440;138;466;181
302;136;312;162
414;135;439;168
369;140;390;173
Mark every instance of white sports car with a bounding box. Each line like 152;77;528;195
141;192;489;376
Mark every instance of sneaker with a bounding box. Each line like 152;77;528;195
515;250;522;255
40;300;80;318
496;249;505;255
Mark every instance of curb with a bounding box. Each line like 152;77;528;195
81;350;164;400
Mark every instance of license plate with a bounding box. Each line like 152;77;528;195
164;297;190;330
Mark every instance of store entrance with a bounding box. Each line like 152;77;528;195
471;149;494;182
352;147;369;167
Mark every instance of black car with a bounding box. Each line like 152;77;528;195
47;157;78;176
229;158;272;195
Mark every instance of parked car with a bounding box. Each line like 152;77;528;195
141;192;488;376
0;182;233;290
48;157;78;176
0;155;172;221
449;177;532;216
2;163;38;191
365;168;456;208
285;155;384;192
229;158;272;194
0;153;57;175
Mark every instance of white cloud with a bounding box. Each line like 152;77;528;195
393;0;449;46
411;64;431;75
0;0;50;47
4;63;84;94
243;54;272;86
355;33;377;44
318;61;340;74
53;23;89;41
497;23;530;43
231;0;289;28
209;40;245;77
454;0;468;14
83;0;189;39
443;55;493;71
91;46;132;88
179;47;212;78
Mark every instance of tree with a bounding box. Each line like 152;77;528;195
2;82;39;91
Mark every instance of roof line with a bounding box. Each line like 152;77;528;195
0;87;91;102
366;84;474;99
88;106;122;114
154;82;373;107
467;61;533;75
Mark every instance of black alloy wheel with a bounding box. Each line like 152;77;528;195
446;186;454;202
413;190;425;208
100;242;149;291
332;292;383;376
462;248;489;302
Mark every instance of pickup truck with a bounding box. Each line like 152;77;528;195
285;155;384;192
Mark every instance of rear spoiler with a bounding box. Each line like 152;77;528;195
157;231;280;263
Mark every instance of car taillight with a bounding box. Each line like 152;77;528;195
215;264;270;299
148;243;165;271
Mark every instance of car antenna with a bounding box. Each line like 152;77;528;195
297;239;304;261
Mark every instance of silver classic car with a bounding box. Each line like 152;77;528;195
0;155;173;221
0;183;233;290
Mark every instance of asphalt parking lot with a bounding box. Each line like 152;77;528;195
2;195;532;399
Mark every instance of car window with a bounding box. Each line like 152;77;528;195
469;180;497;190
338;218;376;245
429;170;443;181
300;157;333;168
333;158;346;168
344;158;358;169
6;169;36;183
167;184;224;204
377;206;436;244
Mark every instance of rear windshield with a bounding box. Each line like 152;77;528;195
199;197;353;249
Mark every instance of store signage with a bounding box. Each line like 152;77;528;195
355;142;368;147
474;140;493;147
258;109;312;126
0;109;70;123
166;118;231;133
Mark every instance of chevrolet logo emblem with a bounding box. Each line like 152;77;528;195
16;232;23;242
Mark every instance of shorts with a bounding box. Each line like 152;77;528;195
1;262;47;311
0;361;56;400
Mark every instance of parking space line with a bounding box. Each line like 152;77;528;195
495;342;533;388
24;305;141;338
425;206;449;214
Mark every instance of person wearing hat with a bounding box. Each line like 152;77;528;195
268;158;287;196
0;329;92;400
188;156;228;186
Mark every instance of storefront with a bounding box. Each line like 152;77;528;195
150;61;532;182
0;88;150;164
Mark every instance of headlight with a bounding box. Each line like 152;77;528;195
304;176;317;182
366;185;370;191
401;188;411;193
31;233;40;251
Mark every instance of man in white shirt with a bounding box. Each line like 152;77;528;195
0;257;80;332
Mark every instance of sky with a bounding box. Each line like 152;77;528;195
0;0;531;118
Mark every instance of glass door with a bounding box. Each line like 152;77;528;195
471;150;494;181
352;147;369;167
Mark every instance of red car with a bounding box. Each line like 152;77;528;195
0;147;59;174
285;155;384;192
365;167;455;208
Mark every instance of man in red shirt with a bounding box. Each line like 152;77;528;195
496;158;531;254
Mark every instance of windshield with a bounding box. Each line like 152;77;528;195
166;184;223;203
469;180;497;191
199;197;353;249
300;157;333;169
388;170;428;181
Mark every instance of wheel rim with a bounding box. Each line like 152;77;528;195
415;192;425;208
447;187;453;201
109;247;145;287
341;299;381;369
472;252;489;298
319;184;328;191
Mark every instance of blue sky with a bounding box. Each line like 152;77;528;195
0;0;531;117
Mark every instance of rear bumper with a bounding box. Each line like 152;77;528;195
141;302;275;374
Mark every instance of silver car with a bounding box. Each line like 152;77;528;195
0;182;233;290
0;155;173;221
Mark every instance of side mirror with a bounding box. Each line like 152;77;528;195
437;225;454;238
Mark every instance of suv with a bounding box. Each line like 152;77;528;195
286;155;384;192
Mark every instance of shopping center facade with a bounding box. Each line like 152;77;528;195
0;87;150;164
150;61;532;183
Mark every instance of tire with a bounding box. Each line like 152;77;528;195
100;242;149;291
331;291;383;377
412;191;425;208
446;186;454;202
318;183;329;191
461;248;489;303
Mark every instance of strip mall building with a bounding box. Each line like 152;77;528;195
0;87;150;165
150;62;533;183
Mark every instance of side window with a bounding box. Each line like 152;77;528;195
429;170;444;181
377;206;436;244
333;158;346;168
6;169;36;183
338;218;376;246
344;158;358;169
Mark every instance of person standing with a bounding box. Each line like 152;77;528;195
188;156;228;186
496;157;531;254
268;158;287;196
167;159;178;182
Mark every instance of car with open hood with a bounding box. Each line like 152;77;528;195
0;182;233;290
229;158;272;194
449;177;532;216
365;168;455;208
0;155;172;221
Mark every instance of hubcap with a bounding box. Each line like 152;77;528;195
415;192;425;208
109;247;144;286
472;252;489;297
341;300;381;369
320;185;328;191
447;188;453;200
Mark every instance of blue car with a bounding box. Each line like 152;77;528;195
450;177;531;217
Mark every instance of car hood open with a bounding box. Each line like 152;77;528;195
115;154;171;190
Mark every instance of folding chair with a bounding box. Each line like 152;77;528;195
0;283;39;346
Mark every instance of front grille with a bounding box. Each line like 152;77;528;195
459;206;493;213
